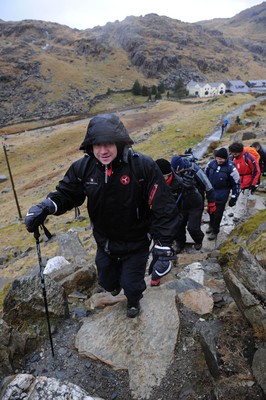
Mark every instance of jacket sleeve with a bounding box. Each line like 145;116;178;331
248;155;260;186
48;158;87;215
142;156;181;244
229;165;240;199
195;168;216;203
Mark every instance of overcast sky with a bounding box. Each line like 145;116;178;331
0;0;263;30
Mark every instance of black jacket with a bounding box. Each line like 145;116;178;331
48;148;180;256
169;173;203;210
179;158;216;203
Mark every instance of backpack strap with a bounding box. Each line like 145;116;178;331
128;149;145;184
76;154;91;182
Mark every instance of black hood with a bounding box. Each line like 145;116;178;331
80;113;134;151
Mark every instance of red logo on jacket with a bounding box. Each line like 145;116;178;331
120;175;130;185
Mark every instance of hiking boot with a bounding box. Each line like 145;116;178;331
127;302;140;318
111;287;121;296
206;226;212;234
151;279;160;287
194;242;202;250
175;242;185;254
208;232;217;241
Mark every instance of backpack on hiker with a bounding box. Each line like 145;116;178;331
178;148;198;163
244;147;260;163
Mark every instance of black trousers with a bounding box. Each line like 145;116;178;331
176;206;204;245
209;201;226;234
96;246;149;305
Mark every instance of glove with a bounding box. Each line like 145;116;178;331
25;198;56;232
149;244;176;279
207;202;216;215
249;185;257;194
182;173;195;189
228;197;237;207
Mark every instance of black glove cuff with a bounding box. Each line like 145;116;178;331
152;244;176;260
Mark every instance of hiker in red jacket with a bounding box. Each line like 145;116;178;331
228;142;260;221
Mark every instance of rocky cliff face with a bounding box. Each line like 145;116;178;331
0;2;265;126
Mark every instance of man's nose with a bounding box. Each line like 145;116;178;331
99;145;108;152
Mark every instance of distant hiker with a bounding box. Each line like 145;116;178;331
205;148;240;240
25;113;180;318
224;119;229;127
170;155;215;252
228;142;260;221
235;116;241;124
251;141;266;176
221;123;226;138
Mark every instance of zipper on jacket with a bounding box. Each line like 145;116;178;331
105;165;108;183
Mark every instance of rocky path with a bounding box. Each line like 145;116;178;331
12;202;265;400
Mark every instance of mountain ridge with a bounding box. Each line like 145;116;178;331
0;2;265;126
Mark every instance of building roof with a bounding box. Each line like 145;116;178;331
225;80;250;93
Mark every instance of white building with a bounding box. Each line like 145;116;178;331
186;80;226;97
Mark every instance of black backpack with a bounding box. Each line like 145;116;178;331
179;148;198;163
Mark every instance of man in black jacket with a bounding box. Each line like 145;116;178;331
25;113;179;318
171;155;216;252
251;141;266;176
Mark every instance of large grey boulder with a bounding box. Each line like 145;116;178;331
252;344;266;396
0;320;30;379
45;231;98;295
0;373;104;400
3;274;69;329
75;286;179;400
44;255;97;295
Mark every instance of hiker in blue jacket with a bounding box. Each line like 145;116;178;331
25;113;180;318
171;155;216;252
205;147;240;240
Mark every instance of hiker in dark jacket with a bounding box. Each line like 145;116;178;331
155;157;203;259
251;141;266;176
155;158;197;207
25;113;180;318
170;155;215;252
205;147;240;240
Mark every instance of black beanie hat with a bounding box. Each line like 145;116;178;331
156;158;172;175
215;147;228;159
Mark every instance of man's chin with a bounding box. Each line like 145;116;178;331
100;159;111;165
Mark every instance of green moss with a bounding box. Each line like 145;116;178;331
236;210;266;238
248;233;266;254
0;282;11;312
219;210;266;268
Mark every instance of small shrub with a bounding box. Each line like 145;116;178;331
226;124;245;133
207;140;220;153
245;111;257;117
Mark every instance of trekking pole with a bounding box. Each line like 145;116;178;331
34;227;55;357
2;143;23;220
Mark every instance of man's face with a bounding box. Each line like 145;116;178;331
215;156;226;165
231;152;241;159
93;143;117;165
